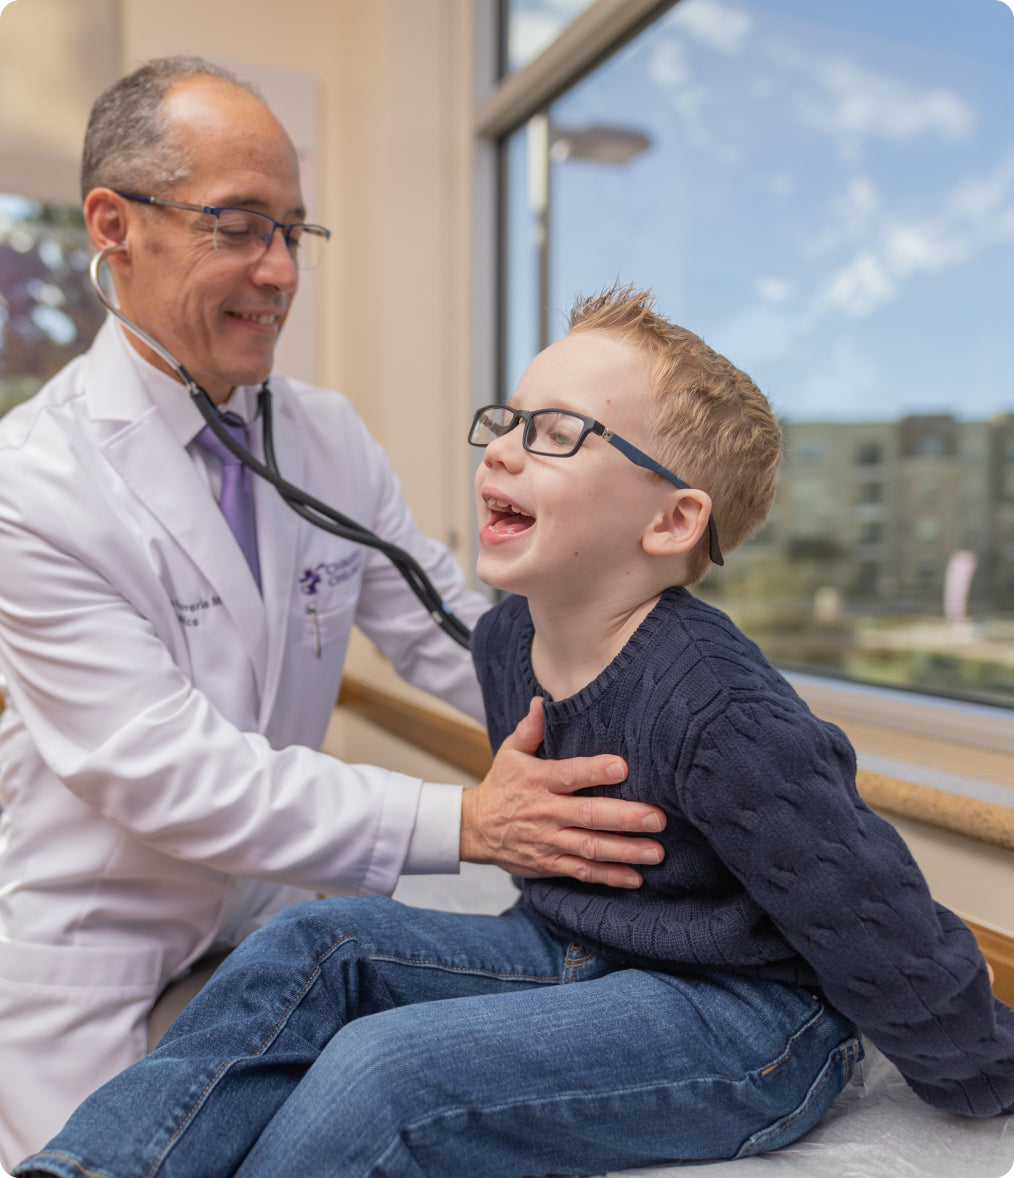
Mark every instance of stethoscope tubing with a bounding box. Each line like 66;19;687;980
88;245;473;649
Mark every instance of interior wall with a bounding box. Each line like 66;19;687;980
0;0;119;204
110;0;476;583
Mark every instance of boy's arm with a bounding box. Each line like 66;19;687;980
683;699;1014;1118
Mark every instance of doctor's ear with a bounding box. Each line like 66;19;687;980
642;488;713;559
83;189;132;260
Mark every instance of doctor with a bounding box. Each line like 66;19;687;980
0;56;666;1167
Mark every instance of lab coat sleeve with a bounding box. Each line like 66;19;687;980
0;509;426;898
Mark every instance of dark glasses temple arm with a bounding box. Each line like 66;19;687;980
604;433;724;566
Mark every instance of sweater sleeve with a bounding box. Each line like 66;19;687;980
678;697;1014;1118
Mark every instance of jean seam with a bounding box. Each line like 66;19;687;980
359;1077;701;1178
16;1151;112;1178
754;1003;828;1079
735;1035;859;1158
366;953;559;984
361;1059;838;1178
563;941;594;982
143;933;361;1178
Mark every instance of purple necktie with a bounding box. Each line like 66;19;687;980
193;415;262;591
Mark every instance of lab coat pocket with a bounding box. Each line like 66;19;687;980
0;938;166;1164
0;933;164;989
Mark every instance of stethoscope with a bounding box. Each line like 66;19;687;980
89;244;472;649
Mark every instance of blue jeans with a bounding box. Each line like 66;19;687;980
17;897;861;1178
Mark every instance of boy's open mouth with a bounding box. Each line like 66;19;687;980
485;496;535;535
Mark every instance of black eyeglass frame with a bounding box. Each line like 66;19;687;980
468;404;723;566
114;192;331;270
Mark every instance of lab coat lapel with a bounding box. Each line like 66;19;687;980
84;322;269;691
253;388;304;729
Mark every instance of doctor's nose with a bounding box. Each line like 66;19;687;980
251;229;299;293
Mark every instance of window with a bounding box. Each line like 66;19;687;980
0;0;117;418
0;198;104;417
491;0;1014;708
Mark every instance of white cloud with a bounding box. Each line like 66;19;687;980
648;38;690;89
670;0;753;55
806;176;882;258
815;151;1014;317
646;36;716;152
796;56;975;159
884;224;960;276
833;176;880;229
756;277;792;303
949;154;1014;220
822;252;897;317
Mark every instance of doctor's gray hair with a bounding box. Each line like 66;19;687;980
80;55;264;201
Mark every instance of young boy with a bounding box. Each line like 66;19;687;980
16;286;1014;1178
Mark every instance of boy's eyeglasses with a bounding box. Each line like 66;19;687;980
115;192;331;270
468;404;723;566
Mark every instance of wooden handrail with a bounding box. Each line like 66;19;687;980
338;676;493;779
338;676;1014;851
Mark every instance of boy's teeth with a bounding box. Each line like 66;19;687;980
488;497;517;512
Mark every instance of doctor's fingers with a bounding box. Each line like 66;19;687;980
523;798;667;877
459;777;665;888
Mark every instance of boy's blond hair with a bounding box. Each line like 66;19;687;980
568;284;782;583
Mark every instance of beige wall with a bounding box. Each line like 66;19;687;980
0;0;119;202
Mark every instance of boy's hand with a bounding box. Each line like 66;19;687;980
459;697;666;888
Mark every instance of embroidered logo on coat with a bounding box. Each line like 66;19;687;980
299;552;362;596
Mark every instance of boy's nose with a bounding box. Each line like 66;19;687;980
484;425;526;470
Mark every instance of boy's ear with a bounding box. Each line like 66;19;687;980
642;488;713;558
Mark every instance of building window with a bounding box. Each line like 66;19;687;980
491;0;1014;708
796;441;826;466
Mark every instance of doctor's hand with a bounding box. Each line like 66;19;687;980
459;697;666;888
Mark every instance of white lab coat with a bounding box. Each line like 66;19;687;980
0;319;489;1165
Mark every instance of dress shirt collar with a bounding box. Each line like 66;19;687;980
112;320;263;447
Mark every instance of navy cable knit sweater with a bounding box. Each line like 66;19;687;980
472;587;1014;1118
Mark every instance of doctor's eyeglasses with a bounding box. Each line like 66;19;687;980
468;404;723;565
116;192;331;270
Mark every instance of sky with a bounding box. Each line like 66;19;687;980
507;0;1014;423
